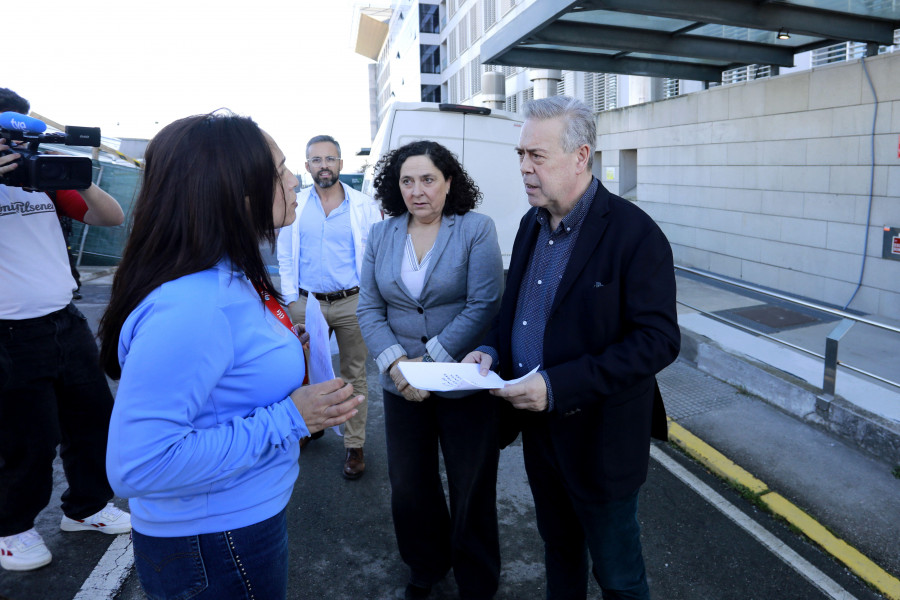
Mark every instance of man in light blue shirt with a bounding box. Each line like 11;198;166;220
277;135;381;479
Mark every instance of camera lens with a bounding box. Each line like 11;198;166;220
40;161;68;181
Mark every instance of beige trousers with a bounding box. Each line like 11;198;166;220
289;293;368;448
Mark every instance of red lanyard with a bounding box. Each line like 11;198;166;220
253;282;295;336
253;282;309;385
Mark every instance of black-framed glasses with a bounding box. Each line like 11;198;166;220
307;156;340;166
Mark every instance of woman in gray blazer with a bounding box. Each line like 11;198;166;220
357;141;503;600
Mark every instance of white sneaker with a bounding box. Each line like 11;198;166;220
0;528;52;571
60;503;132;534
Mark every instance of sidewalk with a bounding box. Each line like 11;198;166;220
669;270;900;597
674;270;900;465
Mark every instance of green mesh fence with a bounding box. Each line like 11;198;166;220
70;161;141;266
69;161;290;270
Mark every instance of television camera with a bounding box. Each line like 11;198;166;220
0;112;100;191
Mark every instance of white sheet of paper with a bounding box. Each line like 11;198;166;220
303;296;342;436
304;295;334;384
397;362;538;392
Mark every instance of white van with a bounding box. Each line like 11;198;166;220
363;102;526;268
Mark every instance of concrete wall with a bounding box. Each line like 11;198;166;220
596;51;900;321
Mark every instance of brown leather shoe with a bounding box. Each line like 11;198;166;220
343;448;365;480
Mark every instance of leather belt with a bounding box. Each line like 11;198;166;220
299;286;360;302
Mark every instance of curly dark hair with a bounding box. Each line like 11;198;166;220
373;140;481;217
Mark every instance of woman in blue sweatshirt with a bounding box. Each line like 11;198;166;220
98;113;362;600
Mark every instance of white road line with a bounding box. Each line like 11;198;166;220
73;533;133;600
650;445;857;600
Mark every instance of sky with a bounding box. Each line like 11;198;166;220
5;1;375;174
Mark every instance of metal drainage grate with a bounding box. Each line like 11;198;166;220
658;361;745;420
713;303;835;334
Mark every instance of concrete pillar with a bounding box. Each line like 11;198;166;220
649;77;665;102
528;69;563;99
482;71;506;110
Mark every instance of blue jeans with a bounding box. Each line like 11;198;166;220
0;303;115;536
525;435;650;600
132;508;289;600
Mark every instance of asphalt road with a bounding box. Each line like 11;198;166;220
0;281;887;600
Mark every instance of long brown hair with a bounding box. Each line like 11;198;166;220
99;112;283;379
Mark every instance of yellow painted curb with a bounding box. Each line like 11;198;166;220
667;418;900;600
667;419;768;494
761;493;900;600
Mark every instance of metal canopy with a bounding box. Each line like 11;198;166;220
481;0;900;82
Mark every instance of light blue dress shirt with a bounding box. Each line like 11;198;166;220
296;189;358;293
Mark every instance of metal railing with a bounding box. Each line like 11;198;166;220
674;265;900;402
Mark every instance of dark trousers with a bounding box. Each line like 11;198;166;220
0;304;114;536
524;431;650;600
383;389;501;599
132;508;289;600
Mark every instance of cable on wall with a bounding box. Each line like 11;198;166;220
842;55;878;311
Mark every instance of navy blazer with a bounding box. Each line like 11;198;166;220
484;179;680;501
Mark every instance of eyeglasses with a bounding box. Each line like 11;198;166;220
307;156;340;166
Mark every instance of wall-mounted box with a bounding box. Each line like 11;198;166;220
883;226;900;262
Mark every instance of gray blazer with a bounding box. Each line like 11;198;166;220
357;210;503;397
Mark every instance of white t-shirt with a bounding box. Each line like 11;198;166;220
0;185;78;319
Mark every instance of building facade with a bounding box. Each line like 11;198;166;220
353;1;900;320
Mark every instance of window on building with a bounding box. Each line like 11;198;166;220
505;93;516;113
449;27;458;63
422;84;441;103
459;13;469;49
462;62;472;100
522;86;534;105
585;73;617;112
470;3;482;43
421;45;441;74
450;73;459;103
664;78;680;98
420;4;440;33
484;0;496;30
470;60;482;97
557;71;573;96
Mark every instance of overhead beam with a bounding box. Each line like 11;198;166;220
481;0;580;65
490;47;725;81
532;21;795;66
588;0;898;45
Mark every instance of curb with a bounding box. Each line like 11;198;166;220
679;326;900;466
80;267;117;283
668;418;900;600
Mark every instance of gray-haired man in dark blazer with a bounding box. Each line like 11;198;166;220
465;96;680;600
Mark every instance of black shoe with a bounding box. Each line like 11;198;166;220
404;583;432;600
299;429;326;450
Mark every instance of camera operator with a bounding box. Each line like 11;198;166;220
0;87;130;572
